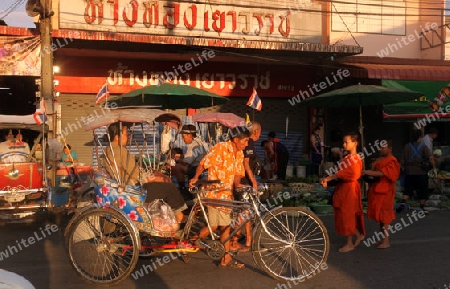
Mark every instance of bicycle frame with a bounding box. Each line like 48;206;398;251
185;185;294;247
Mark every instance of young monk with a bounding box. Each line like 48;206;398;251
320;132;365;253
362;139;400;249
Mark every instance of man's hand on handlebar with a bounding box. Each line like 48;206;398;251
189;178;221;188
188;177;198;188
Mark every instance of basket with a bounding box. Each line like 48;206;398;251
287;183;314;194
263;183;284;194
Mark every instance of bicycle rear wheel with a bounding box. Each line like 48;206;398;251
66;208;140;286
253;207;329;282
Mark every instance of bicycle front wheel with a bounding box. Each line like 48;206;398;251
253;207;329;282
66;208;140;286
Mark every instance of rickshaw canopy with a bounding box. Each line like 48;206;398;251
0;122;49;133
84;108;181;130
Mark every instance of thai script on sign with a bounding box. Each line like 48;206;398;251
84;0;291;37
107;64;271;90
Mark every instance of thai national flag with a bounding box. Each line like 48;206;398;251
246;88;262;111
33;99;47;125
95;83;110;104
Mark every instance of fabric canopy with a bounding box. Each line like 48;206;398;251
382;80;450;121
382;80;449;101
383;101;450;121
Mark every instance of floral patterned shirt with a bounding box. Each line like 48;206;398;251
200;141;245;206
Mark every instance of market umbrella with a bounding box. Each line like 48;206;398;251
192;112;245;128
108;83;229;109
301;84;423;150
84;108;181;130
383;100;450;121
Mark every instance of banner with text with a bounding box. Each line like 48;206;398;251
0;36;41;76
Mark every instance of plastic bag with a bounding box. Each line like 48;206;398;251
47;138;64;161
147;199;179;233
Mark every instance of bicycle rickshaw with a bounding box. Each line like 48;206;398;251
0;120;50;223
64;108;330;286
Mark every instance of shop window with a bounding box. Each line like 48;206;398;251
332;0;406;35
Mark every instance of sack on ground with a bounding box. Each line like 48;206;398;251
147;199;179;233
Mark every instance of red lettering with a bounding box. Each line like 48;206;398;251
227;11;236;32
163;4;180;29
253;13;264;35
107;0;118;25
204;11;210;32
278;12;290;37
183;5;197;30
239;12;250;34
123;0;139;27
143;1;159;28
265;14;274;34
84;0;104;24
212;10;225;32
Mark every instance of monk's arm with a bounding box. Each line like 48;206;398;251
361;169;384;177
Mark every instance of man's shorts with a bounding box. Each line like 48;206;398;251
207;206;231;227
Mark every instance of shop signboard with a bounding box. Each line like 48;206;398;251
54;56;315;97
59;0;322;45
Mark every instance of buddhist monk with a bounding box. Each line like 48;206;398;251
362;139;400;249
320;132;365;253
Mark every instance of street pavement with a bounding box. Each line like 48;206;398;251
0;208;449;289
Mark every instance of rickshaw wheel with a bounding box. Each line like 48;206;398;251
66;207;140;286
253;207;329;282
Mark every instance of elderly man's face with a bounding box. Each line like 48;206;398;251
233;137;249;151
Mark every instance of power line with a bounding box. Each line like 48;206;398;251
318;0;450;13
0;0;26;20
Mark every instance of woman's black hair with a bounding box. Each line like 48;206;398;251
107;122;121;140
228;126;250;140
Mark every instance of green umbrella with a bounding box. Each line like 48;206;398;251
301;84;423;152
109;83;229;109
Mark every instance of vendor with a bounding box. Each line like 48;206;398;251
61;144;79;166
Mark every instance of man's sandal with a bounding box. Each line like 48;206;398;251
219;261;245;269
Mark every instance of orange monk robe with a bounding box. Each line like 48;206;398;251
333;154;365;236
367;155;400;224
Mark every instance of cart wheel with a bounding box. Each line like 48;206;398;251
253;207;329;282
205;240;226;260
65;207;140;286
